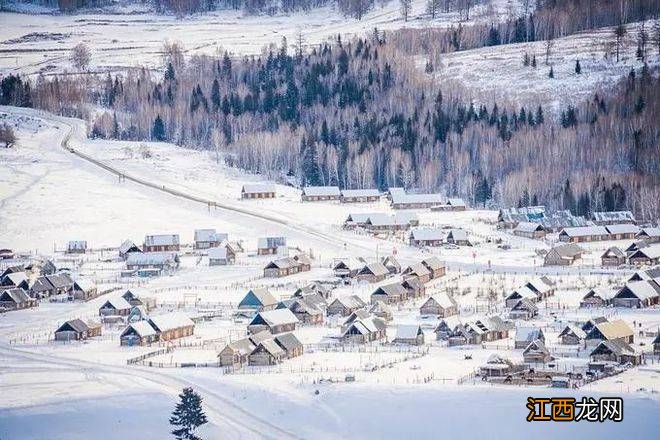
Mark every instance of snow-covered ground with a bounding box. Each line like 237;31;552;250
1;106;659;438
0;1;525;76
427;20;660;112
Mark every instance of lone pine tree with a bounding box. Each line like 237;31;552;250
170;387;208;440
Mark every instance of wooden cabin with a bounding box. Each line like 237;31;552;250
238;288;278;312
248;339;285;365
446;229;471;246
392;325;425;346
143;234;180;252
523;339;552;364
585;319;634;344
248;308;299;335
601;247;626;267
99;296;132;317
515;327;545;349
72;279;98;301
559;324;586;345
274;332;304;359
580;287;616;308
301;186;341;202
120;321;158;346
209;245;235;266
508;298;538;320
356;262;390;283
340;189;380;203
381;255;401;274
611;281;660;308
119;240;142;260
263;256;310;278
391;192;444;209
0;288;37;311
419;292;457;317
402;262;431;284
590;340;641;365
54;319;101;341
401;277;425;298
327;295;366;316
513;222;547;239
1;271;29;290
219;338;257;368
421;257;446;279
543;244;583;266
628;244;660;266
558;226;609;243
194;229;227;250
605;224;641;240
409;228;444;247
148;314;195;341
370;283;408;305
241;184;276;199
341;317;387;344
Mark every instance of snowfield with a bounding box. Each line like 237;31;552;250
427;20;660;112
0;1;525;76
1;106;659;439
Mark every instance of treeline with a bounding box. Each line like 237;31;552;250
1;32;658;220
391;0;660;60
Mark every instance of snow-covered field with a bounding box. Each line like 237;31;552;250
428;20;660;112
0;1;525;76
1;106;659;439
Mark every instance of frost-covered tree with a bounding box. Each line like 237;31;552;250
170;388;208;440
0;123;17;148
70;43;91;71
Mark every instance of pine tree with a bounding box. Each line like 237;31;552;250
548;66;554;78
575;59;581;74
531;54;537;68
170;388;208;440
152;115;166;141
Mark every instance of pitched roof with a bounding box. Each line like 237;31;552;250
341;189;380;198
526;277;554;294
358;262;390;277
126;252;178;266
395;324;423;339
629;244;660;260
274;332;303;351
410;228;445;241
616;280;660;301
194;229;228;243
447;229;468;241
242;183;276;194
0;287;30;304
257;236;286;249
582;287;617;301
404;262;431;277
591;339;636;357
605;224;641;235
123;320;157;338
559;324;586;339
345;213;380;224
57;319;89;333
73;278;96;293
424;292;456;309
239;288;278;308
393;212;419;225
548;243;583;258
638;227;660;238
144;234;179;246
302;186;341;197
208;247;228;259
602;246;626;258
559;226;609;237
331;295;366;310
343;316;386;336
511;298;538;312
101;296;132;310
148;313;194;332
507;285;537;301
593;319;634;340
513;222;544;233
250;308;299;327
256;338;285;357
421;256;444;271
119;240;141;254
3;271;27;286
372;283;407;298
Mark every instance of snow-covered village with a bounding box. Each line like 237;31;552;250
1;1;659;439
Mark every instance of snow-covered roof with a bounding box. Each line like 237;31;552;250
391;192;444;205
257;338;285;357
592;319;633;340
345;213;379;224
208;247;228;259
393;212;418;224
421;256;444;271
149;313;194;332
638;227;660;238
605;224;641;235
404;262;431;276
559;226;608;237
274;332;303;351
101;296;132;310
630;244;660;260
119;239;140;254
126;252;177;265
602;246;625;258
0;287;30;304
617;280;660;301
341;189;380;198
3;271;27;286
549;244;584;258
194;229;228;243
507;285;537;300
73;278;96;293
358;262;390;277
144;234;179;246
513;222;544;233
395;324;422;339
559;324;586;339
124;320;157;338
410;228;445;241
302;186;341;197
526;277;554;294
499;206;546;223
448;229;468;241
332;295;366;309
251;308;299;326
583;287;617;301
242;183;276;194
426;292;456;309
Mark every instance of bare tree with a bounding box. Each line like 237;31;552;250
0;123;17;148
400;0;412;21
544;38;554;65
162;40;185;70
614;23;627;62
70;43;91;71
427;0;441;19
